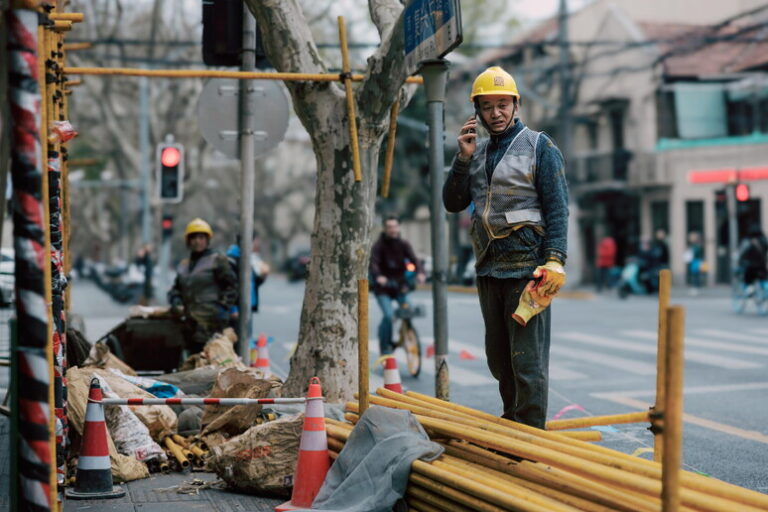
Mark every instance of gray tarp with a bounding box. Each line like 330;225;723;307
299;406;444;512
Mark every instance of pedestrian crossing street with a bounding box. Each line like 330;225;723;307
366;327;768;390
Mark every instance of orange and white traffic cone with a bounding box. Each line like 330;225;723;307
66;378;126;500
383;355;403;394
276;377;331;511
253;333;271;374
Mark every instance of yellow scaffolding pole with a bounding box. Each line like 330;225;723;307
37;22;57;511
653;269;671;462
381;98;400;198
63;66;424;84
337;16;362;182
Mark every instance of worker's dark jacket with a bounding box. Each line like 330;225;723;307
443;120;569;279
370;234;423;297
168;249;237;325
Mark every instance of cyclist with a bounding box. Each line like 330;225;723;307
370;216;426;356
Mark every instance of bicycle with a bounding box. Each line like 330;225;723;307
393;302;425;377
731;276;768;315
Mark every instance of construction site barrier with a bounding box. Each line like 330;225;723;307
98;397;311;406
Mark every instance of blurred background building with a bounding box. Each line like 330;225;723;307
447;0;768;286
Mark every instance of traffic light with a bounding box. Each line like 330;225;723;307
202;0;271;69
161;215;174;240
156;141;184;203
735;183;750;202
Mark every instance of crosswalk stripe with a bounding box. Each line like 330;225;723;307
550;364;588;380
747;328;768;336
552;346;657;375
561;332;760;369
694;329;768;345
623;330;768;357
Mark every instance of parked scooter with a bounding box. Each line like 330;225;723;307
617;258;657;299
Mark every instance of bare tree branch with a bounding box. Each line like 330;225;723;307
368;0;404;39
358;10;414;130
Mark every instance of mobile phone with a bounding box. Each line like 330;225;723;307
467;113;477;134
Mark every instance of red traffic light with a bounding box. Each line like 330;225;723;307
162;218;173;230
160;147;181;167
736;183;750;202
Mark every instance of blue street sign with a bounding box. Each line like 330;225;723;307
404;0;462;75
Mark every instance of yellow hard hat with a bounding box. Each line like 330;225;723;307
184;218;213;239
469;66;520;102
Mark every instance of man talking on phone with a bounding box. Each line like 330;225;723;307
442;66;569;428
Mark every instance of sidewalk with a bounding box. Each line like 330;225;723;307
0;411;284;511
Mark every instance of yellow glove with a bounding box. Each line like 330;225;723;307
512;280;553;327
532;259;566;297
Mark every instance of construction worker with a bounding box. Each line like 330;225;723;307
168;218;238;353
443;66;569;428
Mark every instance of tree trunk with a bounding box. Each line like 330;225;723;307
282;104;384;402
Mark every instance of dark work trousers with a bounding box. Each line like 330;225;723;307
477;276;551;428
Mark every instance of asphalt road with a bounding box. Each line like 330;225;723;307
60;276;768;494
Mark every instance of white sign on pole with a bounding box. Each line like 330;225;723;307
404;0;463;76
198;78;290;159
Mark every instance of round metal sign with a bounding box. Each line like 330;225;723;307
198;78;290;159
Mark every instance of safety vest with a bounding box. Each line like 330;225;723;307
176;251;223;320
468;127;544;260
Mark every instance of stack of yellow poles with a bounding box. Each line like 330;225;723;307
325;389;768;512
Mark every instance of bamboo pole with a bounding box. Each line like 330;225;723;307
51;20;72;32
438;456;615;512
38;24;58;509
358;279;369;414
337;16;362;182
49;12;84;22
63;66;424;83
381;98;400;197
411;459;555;512
546;411;649;431
164;437;190;469
430;458;581;512
662;305;685;512
406;487;476;512
654;268;672;462
555;430;602;442
415;415;761;512
409;475;505;512
444;441;658;512
62;42;91;51
400;389;768;510
352;395;654;479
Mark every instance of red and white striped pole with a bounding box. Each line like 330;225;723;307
99;397;308;406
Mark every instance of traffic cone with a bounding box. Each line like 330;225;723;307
383;355;403;394
253;333;270;373
276;377;331;511
66;378;126;500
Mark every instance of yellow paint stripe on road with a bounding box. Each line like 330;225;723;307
597;394;768;445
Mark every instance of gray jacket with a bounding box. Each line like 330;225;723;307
443;120;568;279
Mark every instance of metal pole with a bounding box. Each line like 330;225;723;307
421;59;450;400
726;183;739;287
138;75;152;244
558;0;573;163
237;5;257;365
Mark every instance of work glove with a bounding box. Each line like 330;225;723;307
512;280;553;327
532;259;566;297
